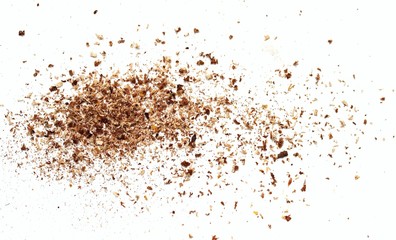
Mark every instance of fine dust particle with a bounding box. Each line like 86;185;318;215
354;175;360;180
264;35;270;41
328;39;333;44
93;10;98;14
6;28;367;227
380;97;385;102
18;30;25;36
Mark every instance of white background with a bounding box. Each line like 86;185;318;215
1;0;396;239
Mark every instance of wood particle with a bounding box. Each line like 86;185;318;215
277;151;288;159
283;215;292;222
94;60;101;66
301;181;306;192
5;30;368;229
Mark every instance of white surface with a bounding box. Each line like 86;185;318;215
1;0;396;239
